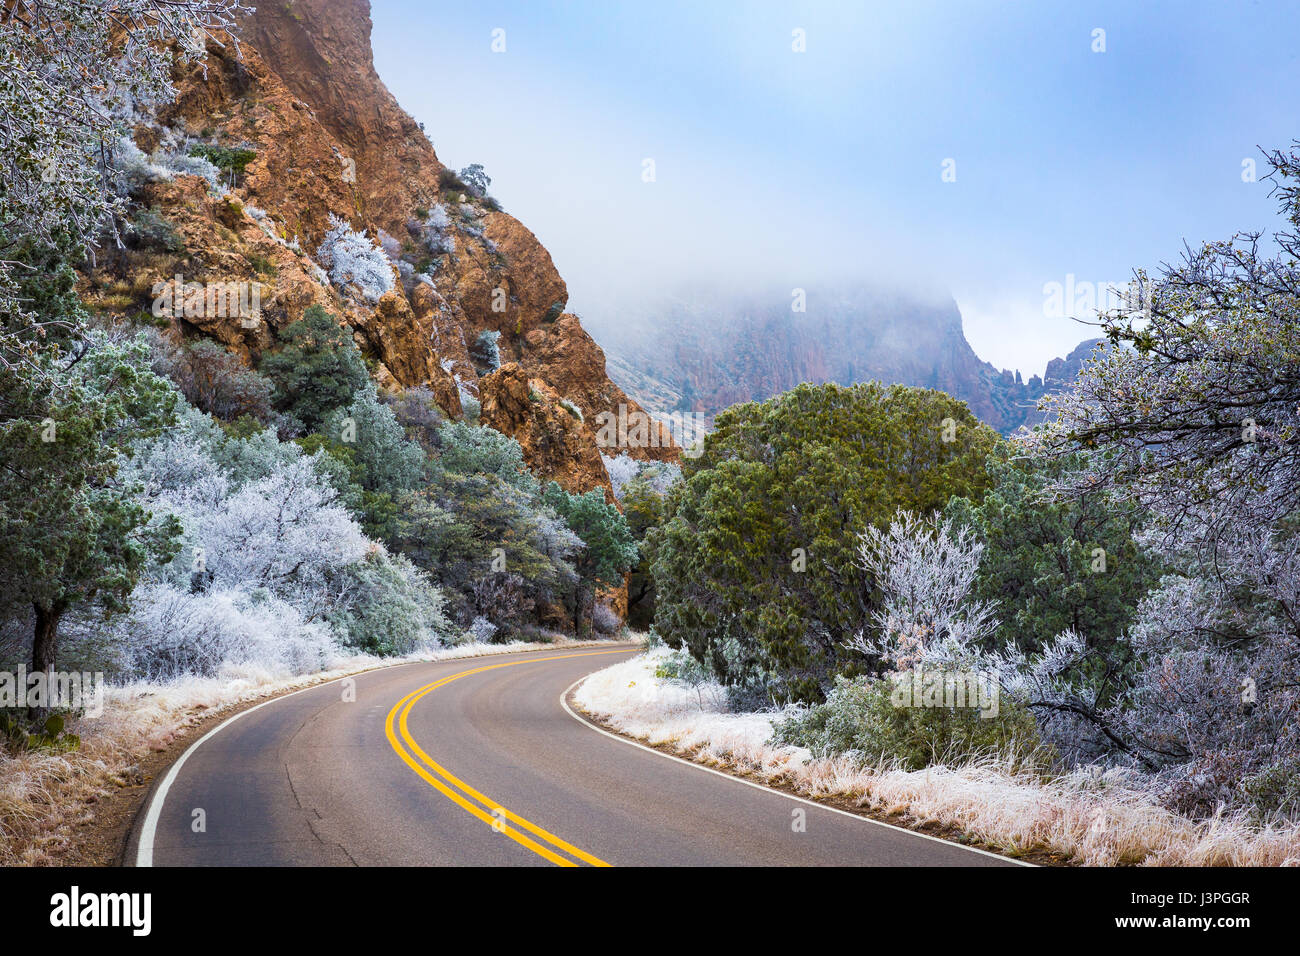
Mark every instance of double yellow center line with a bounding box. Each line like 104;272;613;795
384;650;629;867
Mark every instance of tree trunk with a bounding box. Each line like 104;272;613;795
32;603;60;674
574;581;595;640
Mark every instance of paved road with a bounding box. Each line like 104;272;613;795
130;647;1018;866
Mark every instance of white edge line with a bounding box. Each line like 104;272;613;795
560;672;1036;867
134;669;373;867
135;645;626;867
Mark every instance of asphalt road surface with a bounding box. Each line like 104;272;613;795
130;646;1020;867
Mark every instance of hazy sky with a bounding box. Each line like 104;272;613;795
371;0;1300;376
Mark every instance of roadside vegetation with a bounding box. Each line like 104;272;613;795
597;140;1300;861
0;2;636;860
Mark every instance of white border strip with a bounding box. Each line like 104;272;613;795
560;675;1034;867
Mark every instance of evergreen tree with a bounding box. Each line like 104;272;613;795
647;382;1000;701
260;305;370;432
542;483;637;638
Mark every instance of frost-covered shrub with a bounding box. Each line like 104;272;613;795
471;329;501;371
154;144;223;191
464;616;497;645
316;213;395;304
592;601;620;635
129;403;301;495
1108;565;1300;817
559;398;583;423
377;228;402;263
108;136;171;195
187;143;257;179
602;453;640;499
327;549;449;655
389;471;579;630
194;457;368;610
120;396;452;676
773;674;1045;772
422;204;456;255
438;421;537;492
847;510;999;672
117;582;338;681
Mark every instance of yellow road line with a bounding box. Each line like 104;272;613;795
384;650;631;867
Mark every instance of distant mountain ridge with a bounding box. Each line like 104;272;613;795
584;286;1099;435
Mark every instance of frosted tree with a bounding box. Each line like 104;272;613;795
1024;142;1300;813
1037;142;1300;554
602;453;641;500
847;510;999;672
459;163;491;197
0;0;250;340
316;214;395;304
199;456;369;614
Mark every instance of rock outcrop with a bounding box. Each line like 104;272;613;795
88;0;675;496
587;286;1097;435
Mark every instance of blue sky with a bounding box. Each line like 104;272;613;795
371;0;1300;375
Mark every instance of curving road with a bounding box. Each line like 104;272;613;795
129;647;1019;867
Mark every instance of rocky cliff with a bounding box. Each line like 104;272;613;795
586;285;1098;435
85;0;675;497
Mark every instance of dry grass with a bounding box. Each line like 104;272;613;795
572;650;1300;867
0;638;623;865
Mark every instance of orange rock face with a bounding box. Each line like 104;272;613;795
89;0;676;495
479;364;614;499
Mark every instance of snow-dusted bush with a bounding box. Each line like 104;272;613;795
559;397;583;423
592;601;620;635
602;453;681;501
377;228;402;263
317;213;395;304
117;582;338;681
603;453;640;498
327;549;450;655
464;616;497;645
129;403;301;496
108;136;171;194
847;510;999;672
118;399;453;679
152;142;224;192
422;204;456;255
773;673;1044;772
471;329;501;371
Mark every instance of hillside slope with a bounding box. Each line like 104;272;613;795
86;0;676;497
